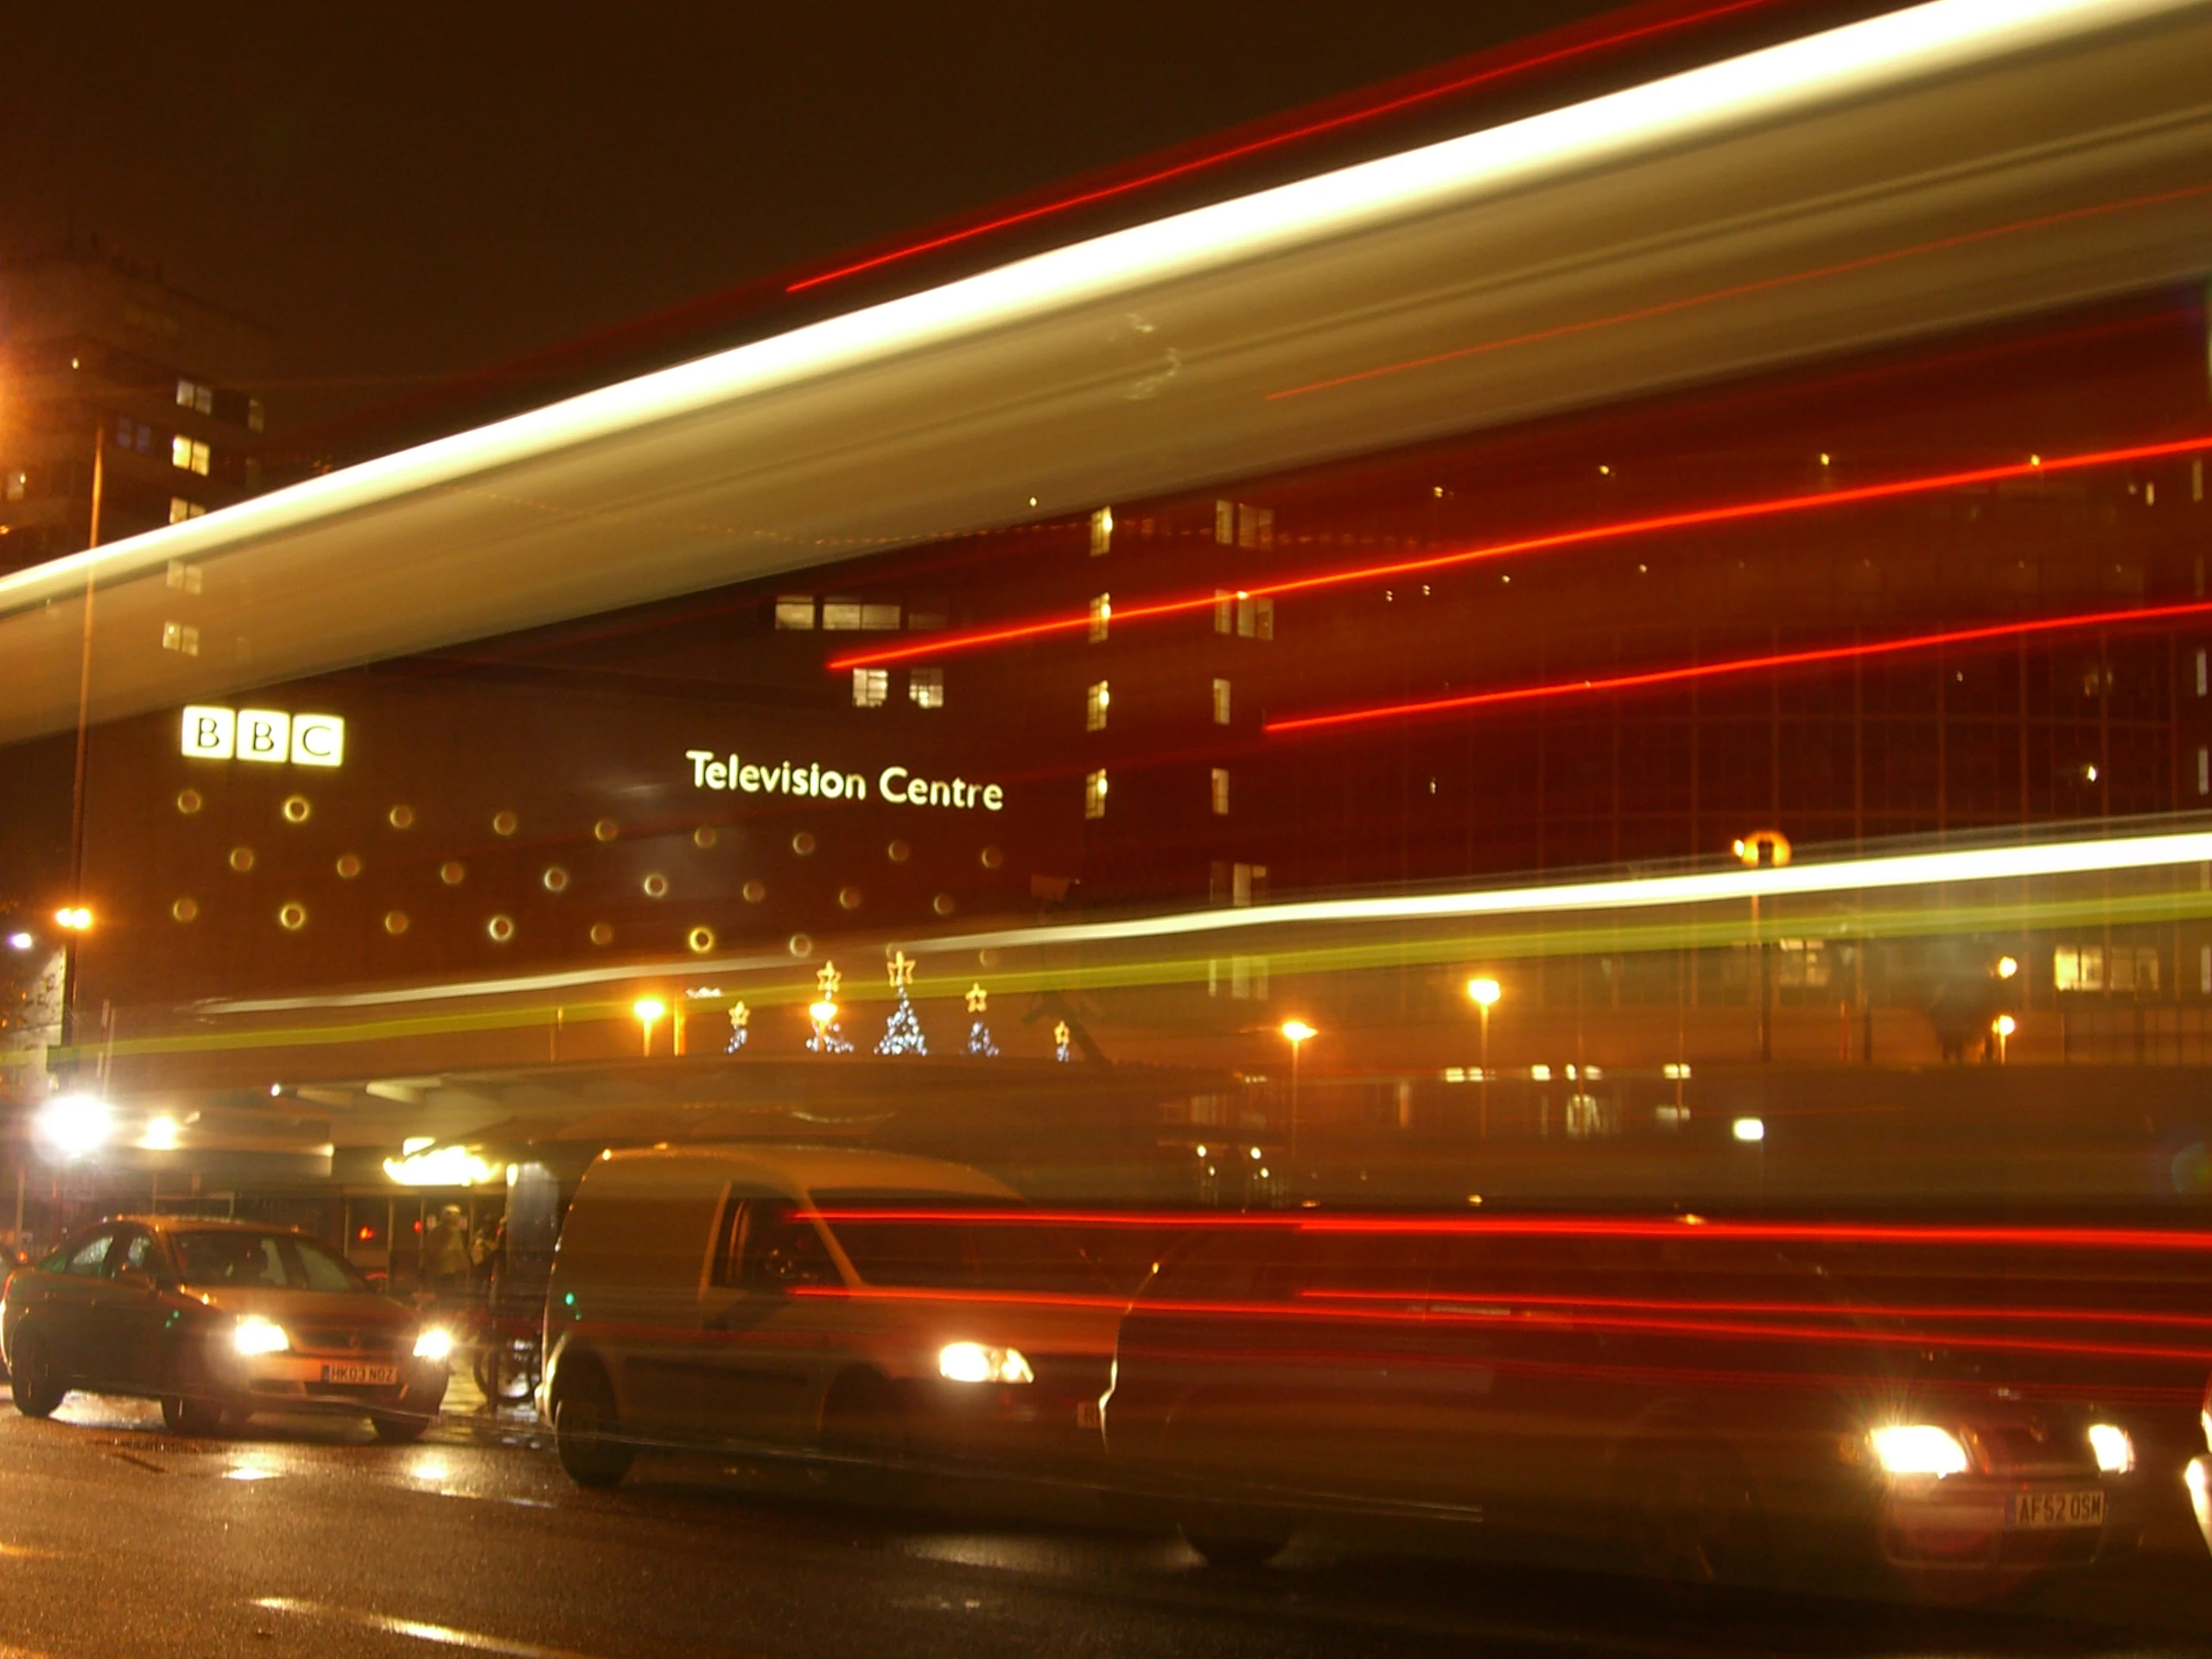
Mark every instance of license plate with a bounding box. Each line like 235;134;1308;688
320;1363;397;1386
2006;1489;2105;1530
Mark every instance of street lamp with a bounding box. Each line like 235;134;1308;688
1992;1013;2016;1065
1466;977;1501;1138
632;996;666;1057
1734;831;1791;1063
1280;1020;1315;1172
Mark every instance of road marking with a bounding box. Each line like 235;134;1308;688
251;1597;601;1658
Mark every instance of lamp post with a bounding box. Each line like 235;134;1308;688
1734;831;1792;1064
1466;977;1500;1137
632;996;666;1057
1992;1013;2016;1065
1280;1020;1315;1172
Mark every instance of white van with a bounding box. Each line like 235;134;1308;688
538;1145;1122;1490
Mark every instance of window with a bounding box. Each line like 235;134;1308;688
2200;747;2209;797
1206;956;1270;999
116;417;154;454
64;1231;115;1277
740;1202;836;1289
852;668;887;707
1213;499;1274;548
171;435;211;475
247;397;266;435
176;377;214;414
1086;681;1109;732
1215;591;1273;639
774;595;816;629
1211;678;1231;724
1209;861;1268;906
1090;506;1113;556
162;621;200;656
1089;594;1110;643
861;602;901;630
2056;944;2161;993
1211;767;1230;816
1214;499;1235;544
1084;769;1108;819
120;1230;162;1277
168;497;206;524
822;599;862;630
909;667;944;709
2197;648;2207;696
907;598;947;631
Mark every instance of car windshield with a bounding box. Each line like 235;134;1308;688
811;1191;1110;1295
170;1230;365;1294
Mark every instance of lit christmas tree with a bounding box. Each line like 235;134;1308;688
807;963;853;1054
877;950;928;1056
963;983;999;1058
726;1000;750;1053
1053;1018;1072;1064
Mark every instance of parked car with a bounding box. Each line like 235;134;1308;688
540;1145;1122;1490
1103;1217;2146;1594
1;1217;452;1441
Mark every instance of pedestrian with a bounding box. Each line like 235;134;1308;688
423;1204;474;1304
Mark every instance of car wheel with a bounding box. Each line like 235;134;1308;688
162;1393;226;1436
1614;1439;1768;1593
8;1328;67;1419
371;1411;430;1445
1178;1503;1295;1567
817;1369;910;1504
551;1357;633;1488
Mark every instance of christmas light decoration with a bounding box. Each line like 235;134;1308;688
877;950;929;1057
808;963;853;1054
1053;1019;1072;1064
964;982;999;1058
727;1000;750;1053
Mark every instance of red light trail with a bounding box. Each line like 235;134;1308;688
1268;179;2212;401
826;434;2212;671
785;0;1780;294
1267;595;2212;736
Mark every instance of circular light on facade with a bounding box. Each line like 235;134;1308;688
837;887;862;911
980;845;1004;870
335;853;364;880
281;795;311;824
228;847;256;874
787;932;813;958
791;832;817;857
887;839;912;864
686;925;715;955
742;880;766;904
176;789;203;816
932;893;956;917
388;804;416;830
588;922;613;947
642;873;669;899
593;818;619;842
492;810;518;837
278;902;308;932
542;865;569;893
439;861;467;886
384;910;410;935
692;826;717;849
486;914;515;944
171;897;200;924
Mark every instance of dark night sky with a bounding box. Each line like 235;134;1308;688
2;3;1613;430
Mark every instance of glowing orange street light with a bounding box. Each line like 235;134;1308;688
54;906;92;931
1996;955;2019;980
1467;976;1502;1137
1281;1020;1316;1172
1992;1013;2017;1065
632;996;667;1057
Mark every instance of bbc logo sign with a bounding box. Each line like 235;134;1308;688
181;706;345;767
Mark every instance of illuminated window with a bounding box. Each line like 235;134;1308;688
161;620;200;656
168;497;205;524
852;668;887;707
1211;678;1231;724
1086;681;1109;732
1214;590;1232;634
2056;944;2161;994
2197;648;2207;696
1207;956;1269;999
1215;500;1236;545
774;595;816;629
247;397;265;434
175;377;214;415
1084;769;1107;819
4;469;24;501
1213;499;1273;548
1090;506;1113;556
171;435;211;475
861;602;901;630
2200;747;2209;797
1211;768;1230;816
822;599;861;630
909;667;944;709
1210;861;1268;906
1089;594;1109;643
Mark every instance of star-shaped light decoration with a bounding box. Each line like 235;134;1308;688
1052;1019;1071;1046
964;983;988;1014
886;950;915;989
816;961;842;1001
726;999;750;1054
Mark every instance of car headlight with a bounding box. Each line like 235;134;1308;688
412;1326;454;1362
232;1315;289;1357
1868;1424;1969;1478
2088;1422;2135;1475
938;1341;1034;1384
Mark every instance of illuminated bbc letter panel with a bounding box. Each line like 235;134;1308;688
180;706;344;766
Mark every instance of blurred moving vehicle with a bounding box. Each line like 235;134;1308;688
540;1146;1121;1490
2188;1376;2212;1560
1103;1220;2145;1592
1;1217;452;1440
